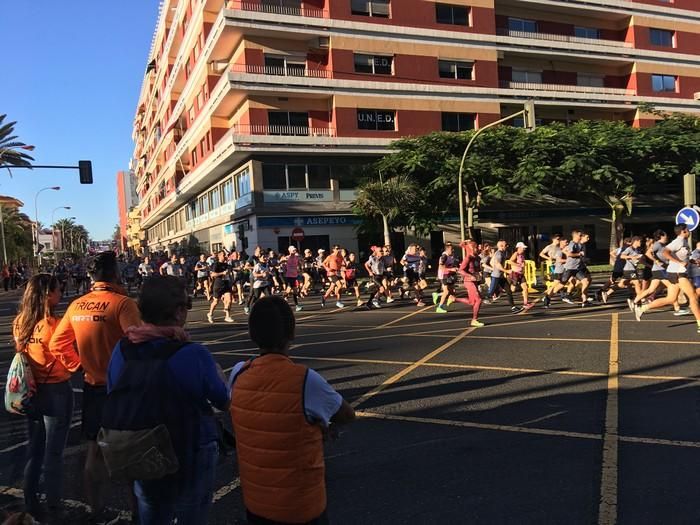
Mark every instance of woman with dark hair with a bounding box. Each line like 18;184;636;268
106;276;229;524
13;274;75;518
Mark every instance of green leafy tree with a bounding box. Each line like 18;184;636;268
0;114;34;175
353;174;419;246
1;207;34;262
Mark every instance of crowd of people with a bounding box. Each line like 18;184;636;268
1;261;32;292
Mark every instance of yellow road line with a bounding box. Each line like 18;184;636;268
377;304;433;328
598;313;619;525
351;328;474;409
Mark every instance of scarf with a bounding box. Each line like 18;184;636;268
125;323;190;344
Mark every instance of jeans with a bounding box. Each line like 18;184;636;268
24;380;74;510
134;441;219;525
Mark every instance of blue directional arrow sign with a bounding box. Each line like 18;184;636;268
676;206;700;231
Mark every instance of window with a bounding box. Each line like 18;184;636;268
287;165;307;189
264;55;306;76
268;111;309;135
191;148;198;166
357;109;396;131
354;54;393;75
575;26;600;39
308;165;331;189
651;74;677;92
210;187;221;209
650;28;674;47
436;3;469;26
221;178;234;203
577;74;604;87
438;60;473;80
512;69;542;84
508;17;537;33
441;112;475;132
235;168;251;197
351;0;390;17
262;164;287;190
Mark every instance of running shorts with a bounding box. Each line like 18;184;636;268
611;271;624;280
213;282;232;298
405;269;419;286
562;269;588;282
345;278;357;288
328;275;340;284
371;276;384;289
509;273;524;285
553;272;566;283
197;276;209;284
651;270;667;281
82;384;107;441
666;272;688;285
694;276;700;289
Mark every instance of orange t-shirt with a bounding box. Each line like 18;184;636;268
13;317;73;384
323;255;344;276
49;282;141;386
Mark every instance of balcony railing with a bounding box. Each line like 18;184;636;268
231;124;336;137
500;80;634;96
226;1;326;18
497;28;633;49
230;63;331;79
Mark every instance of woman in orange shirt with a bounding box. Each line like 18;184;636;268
13;274;74;519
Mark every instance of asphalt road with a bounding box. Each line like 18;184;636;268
0;283;698;524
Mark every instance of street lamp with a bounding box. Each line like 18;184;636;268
51;206;71;255
34;186;60;266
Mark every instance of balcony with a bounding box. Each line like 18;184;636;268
496;28;632;49
230;63;331;79
500;80;634;96
226;1;326;18
231;124;336;137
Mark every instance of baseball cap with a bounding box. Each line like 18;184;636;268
288;246;297;253
318;248;325;254
516;242;527;249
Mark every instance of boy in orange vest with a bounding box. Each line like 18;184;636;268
229;296;355;524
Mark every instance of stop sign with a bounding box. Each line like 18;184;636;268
291;227;305;242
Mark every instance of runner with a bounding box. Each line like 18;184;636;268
541;237;568;308
599;238;630;304
321;245;345;309
207;251;234;324
193;253;211;300
691;240;700;299
508;242;534;311
246;251;272;312
620;236;644;310
433;242;458;314
283;246;303;312
635;224;700;332
381;246;396;303
364;246;386;309
138;256;154;282
301;248;316;297
486;240;519;312
343;252;362;307
631;230;673;308
400;244;425;306
455;240;485;327
560;230;590;305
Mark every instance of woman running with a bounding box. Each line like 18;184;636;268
343;252;362;307
456;240;485;327
434;243;458;313
282;246;303;312
13;274;75;519
632;230;671;307
508;242;534;310
301;249;316;297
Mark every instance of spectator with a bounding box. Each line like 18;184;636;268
49;251;141;520
106;276;229;524
229;296;355;525
12;275;75;520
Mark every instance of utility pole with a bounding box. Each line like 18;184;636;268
0;205;6;264
684;173;696;245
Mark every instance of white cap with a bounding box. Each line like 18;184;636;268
288;246;297;253
318;248;325;253
516;242;527;249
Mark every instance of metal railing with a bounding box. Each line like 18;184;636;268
226;1;326;18
496;28;632;48
231;124;336;137
500;80;634;96
230;63;331;78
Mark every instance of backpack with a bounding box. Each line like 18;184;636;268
97;338;192;481
4;352;37;416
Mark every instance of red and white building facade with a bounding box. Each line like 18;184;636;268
131;0;700;255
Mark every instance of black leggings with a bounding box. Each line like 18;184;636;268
247;286;268;307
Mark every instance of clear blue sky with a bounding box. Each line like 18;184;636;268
0;1;160;240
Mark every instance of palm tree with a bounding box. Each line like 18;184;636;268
1;207;34;262
353;174;418;246
0;115;34;175
53;218;76;252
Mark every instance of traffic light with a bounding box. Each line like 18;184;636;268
524;100;536;132
79;160;93;184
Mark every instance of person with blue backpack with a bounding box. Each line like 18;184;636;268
100;275;230;525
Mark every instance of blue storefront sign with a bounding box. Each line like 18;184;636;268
258;215;362;228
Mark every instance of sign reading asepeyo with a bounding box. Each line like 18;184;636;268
675;206;700;232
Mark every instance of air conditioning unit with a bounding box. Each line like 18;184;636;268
311;36;330;50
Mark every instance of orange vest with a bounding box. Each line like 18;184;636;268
230;354;326;523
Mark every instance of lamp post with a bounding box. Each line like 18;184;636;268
51;206;71;255
34;186;60;267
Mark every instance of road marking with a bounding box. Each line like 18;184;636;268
377;304;433;328
598;313;619;525
0;420;81;454
212;478;241;502
351;328;474;409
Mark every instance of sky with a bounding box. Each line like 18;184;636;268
0;1;160;240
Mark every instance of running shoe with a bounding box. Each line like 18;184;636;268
435;306;448;313
447;296;455;306
601;291;608;304
491;295;500;303
511;306;524;313
542;296;551;308
237;300;244;305
224;315;234;323
372;299;381;308
336;301;345;309
207;313;213;324
634;304;644;322
432;292;439;305
320;296;326;307
386;297;395;304
296;305;303;312
416;301;426;307
673;308;691;316
561;297;573;305
482;299;491;305
243;306;250;315
470;319;485;328
357;299;363;307
697;321;700;334
627;298;635;312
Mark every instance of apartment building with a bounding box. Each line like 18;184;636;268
131;0;700;256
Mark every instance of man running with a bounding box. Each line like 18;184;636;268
561;230;590;305
50;252;141;520
401;244;425;306
434;243;458;313
208;250;234;323
364;246;386;309
486;240;519;313
194;253;211;299
343;252;362;307
321;245;345;309
508;242;534;310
